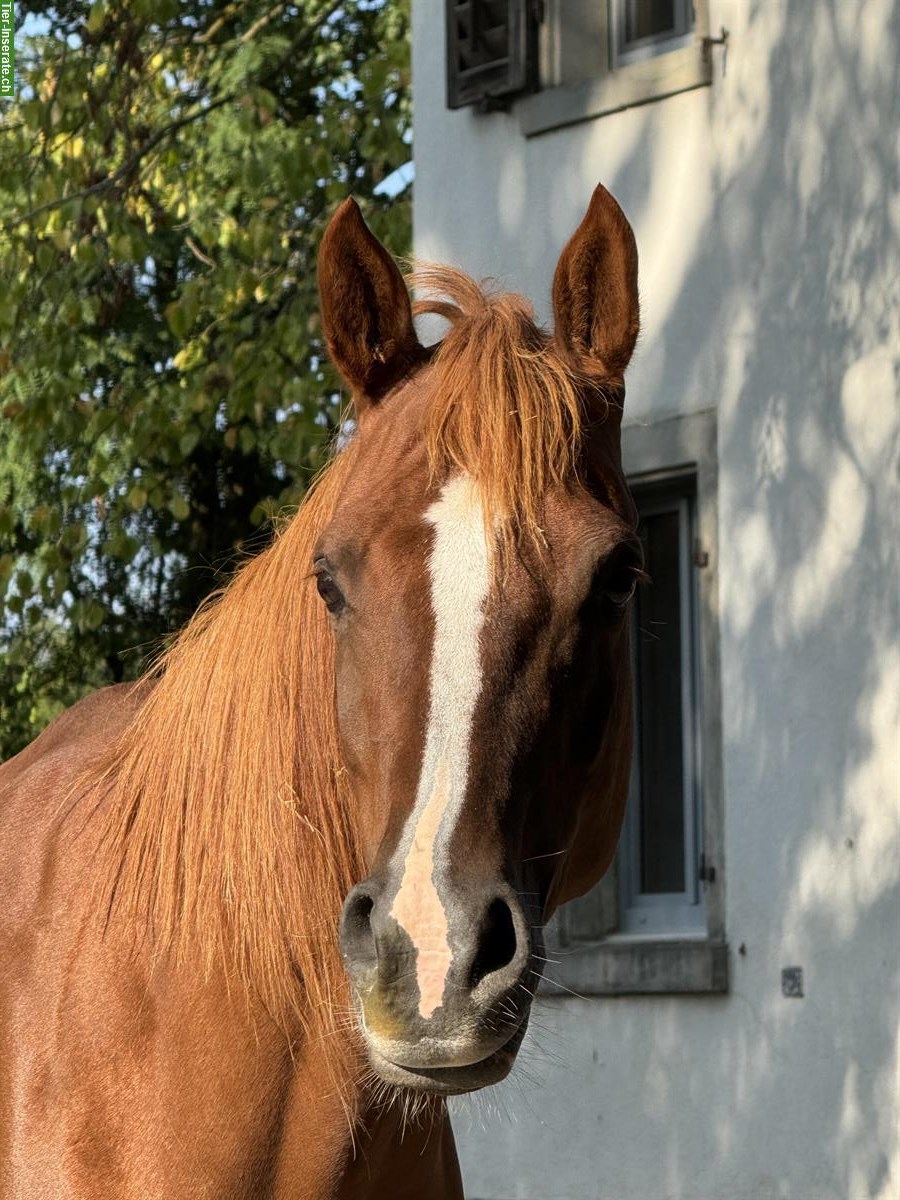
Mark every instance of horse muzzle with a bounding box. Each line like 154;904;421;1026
339;878;534;1093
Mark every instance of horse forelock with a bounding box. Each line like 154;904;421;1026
411;264;611;556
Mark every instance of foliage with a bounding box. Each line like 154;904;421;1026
0;0;411;759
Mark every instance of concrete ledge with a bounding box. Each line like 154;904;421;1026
518;42;712;137
542;939;729;996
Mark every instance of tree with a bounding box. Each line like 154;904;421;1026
0;0;411;759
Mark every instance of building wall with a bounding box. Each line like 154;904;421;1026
411;2;899;1197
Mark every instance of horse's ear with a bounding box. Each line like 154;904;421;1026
317;198;422;408
552;184;640;381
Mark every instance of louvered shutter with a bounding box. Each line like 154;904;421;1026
446;0;538;111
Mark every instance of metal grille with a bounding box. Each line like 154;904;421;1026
445;0;538;111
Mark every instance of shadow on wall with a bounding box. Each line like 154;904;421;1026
447;0;899;1197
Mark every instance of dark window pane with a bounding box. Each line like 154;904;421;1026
446;0;537;111
635;508;685;893
625;0;678;44
455;0;509;70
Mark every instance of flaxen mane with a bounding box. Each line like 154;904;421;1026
89;445;363;1098
86;268;594;1103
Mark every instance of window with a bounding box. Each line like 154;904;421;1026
612;0;694;66
525;1;712;136
618;475;705;937
545;411;727;996
445;0;539;111
443;1;712;123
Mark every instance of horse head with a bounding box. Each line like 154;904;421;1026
316;186;640;1094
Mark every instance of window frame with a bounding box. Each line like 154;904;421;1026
618;476;706;938
445;0;539;112
544;409;727;997
610;0;694;68
518;0;713;138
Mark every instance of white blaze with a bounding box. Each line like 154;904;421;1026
390;475;491;1020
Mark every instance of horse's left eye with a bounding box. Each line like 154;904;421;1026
314;568;345;615
602;540;644;611
606;567;639;608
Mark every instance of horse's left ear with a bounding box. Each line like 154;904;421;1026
552;183;640;381
317;198;422;409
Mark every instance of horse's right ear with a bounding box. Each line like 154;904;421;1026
552;184;640;382
317;198;422;410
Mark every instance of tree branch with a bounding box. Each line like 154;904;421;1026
2;95;232;231
3;0;346;234
241;1;289;44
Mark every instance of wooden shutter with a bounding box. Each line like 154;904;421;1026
446;0;538;111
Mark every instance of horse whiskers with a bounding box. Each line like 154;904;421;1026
529;967;588;1002
354;1068;439;1139
519;847;570;864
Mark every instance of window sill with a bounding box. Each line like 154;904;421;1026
518;41;712;137
541;937;729;996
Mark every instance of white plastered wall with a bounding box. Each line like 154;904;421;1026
412;1;900;1197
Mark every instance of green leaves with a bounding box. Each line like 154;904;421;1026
86;3;109;36
0;0;412;760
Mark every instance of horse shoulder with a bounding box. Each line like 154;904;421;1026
0;684;149;1195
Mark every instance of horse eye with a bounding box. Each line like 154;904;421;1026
606;567;638;607
603;541;644;611
314;568;345;615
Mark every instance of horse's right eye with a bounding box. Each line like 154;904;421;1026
314;568;345;616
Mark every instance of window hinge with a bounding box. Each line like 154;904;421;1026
702;26;730;76
692;540;709;568
702;25;729;48
698;853;716;884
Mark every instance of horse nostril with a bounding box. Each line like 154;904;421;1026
469;896;519;990
340;884;376;967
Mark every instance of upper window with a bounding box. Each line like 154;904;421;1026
444;0;715;135
611;0;694;66
445;0;538;111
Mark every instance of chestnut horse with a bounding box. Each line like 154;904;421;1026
0;183;641;1198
